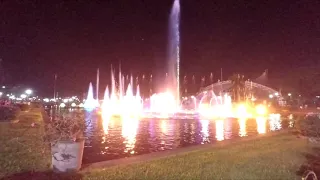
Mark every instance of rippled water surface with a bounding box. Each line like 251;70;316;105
46;108;296;164
80;111;295;164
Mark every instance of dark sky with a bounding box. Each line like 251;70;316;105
0;0;319;96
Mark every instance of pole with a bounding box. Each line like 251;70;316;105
220;68;223;95
54;74;57;100
96;68;99;101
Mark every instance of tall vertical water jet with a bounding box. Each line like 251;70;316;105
102;86;110;113
119;71;123;100
136;85;140;98
103;86;109;102
84;82;97;110
96;68;100;101
111;68;116;101
168;0;181;106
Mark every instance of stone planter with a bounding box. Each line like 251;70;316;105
51;139;84;173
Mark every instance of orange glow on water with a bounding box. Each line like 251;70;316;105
200;120;210;143
215;120;224;141
160;120;168;134
256;117;267;134
102;115;110;135
121;117;139;154
238;118;247;137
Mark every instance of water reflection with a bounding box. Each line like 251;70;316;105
200;120;209;144
160;120;167;134
160;120;167;148
102;113;110;135
45;107;296;164
224;119;232;140
238;118;247;137
215;120;224;141
121;117;139;154
256;117;267;134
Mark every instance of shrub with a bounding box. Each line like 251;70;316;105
296;114;320;138
0;106;19;122
43;111;87;145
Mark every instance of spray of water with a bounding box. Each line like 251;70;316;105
84;82;98;110
168;0;180;106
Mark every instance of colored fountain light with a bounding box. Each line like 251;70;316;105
96;68;270;119
101;69;143;118
198;91;233;119
256;104;267;116
84;82;99;110
91;0;271;120
149;92;177;118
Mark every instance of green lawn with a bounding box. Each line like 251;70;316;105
0;110;51;178
84;134;310;180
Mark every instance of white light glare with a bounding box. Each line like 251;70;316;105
25;89;32;95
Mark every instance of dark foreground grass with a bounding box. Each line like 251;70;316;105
84;134;310;180
0;110;51;178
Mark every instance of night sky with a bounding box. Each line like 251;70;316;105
1;0;319;96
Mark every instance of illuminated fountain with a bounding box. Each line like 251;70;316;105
90;0;270;120
94;68;269;119
167;0;180;107
148;92;177;118
198;91;233;118
84;82;99;110
101;69;143;118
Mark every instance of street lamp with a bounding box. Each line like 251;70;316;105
25;89;32;95
288;93;292;97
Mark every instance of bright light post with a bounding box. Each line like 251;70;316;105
25;89;32;95
20;94;27;99
24;89;33;102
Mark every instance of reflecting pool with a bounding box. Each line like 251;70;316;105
45;108;295;164
81;111;293;164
